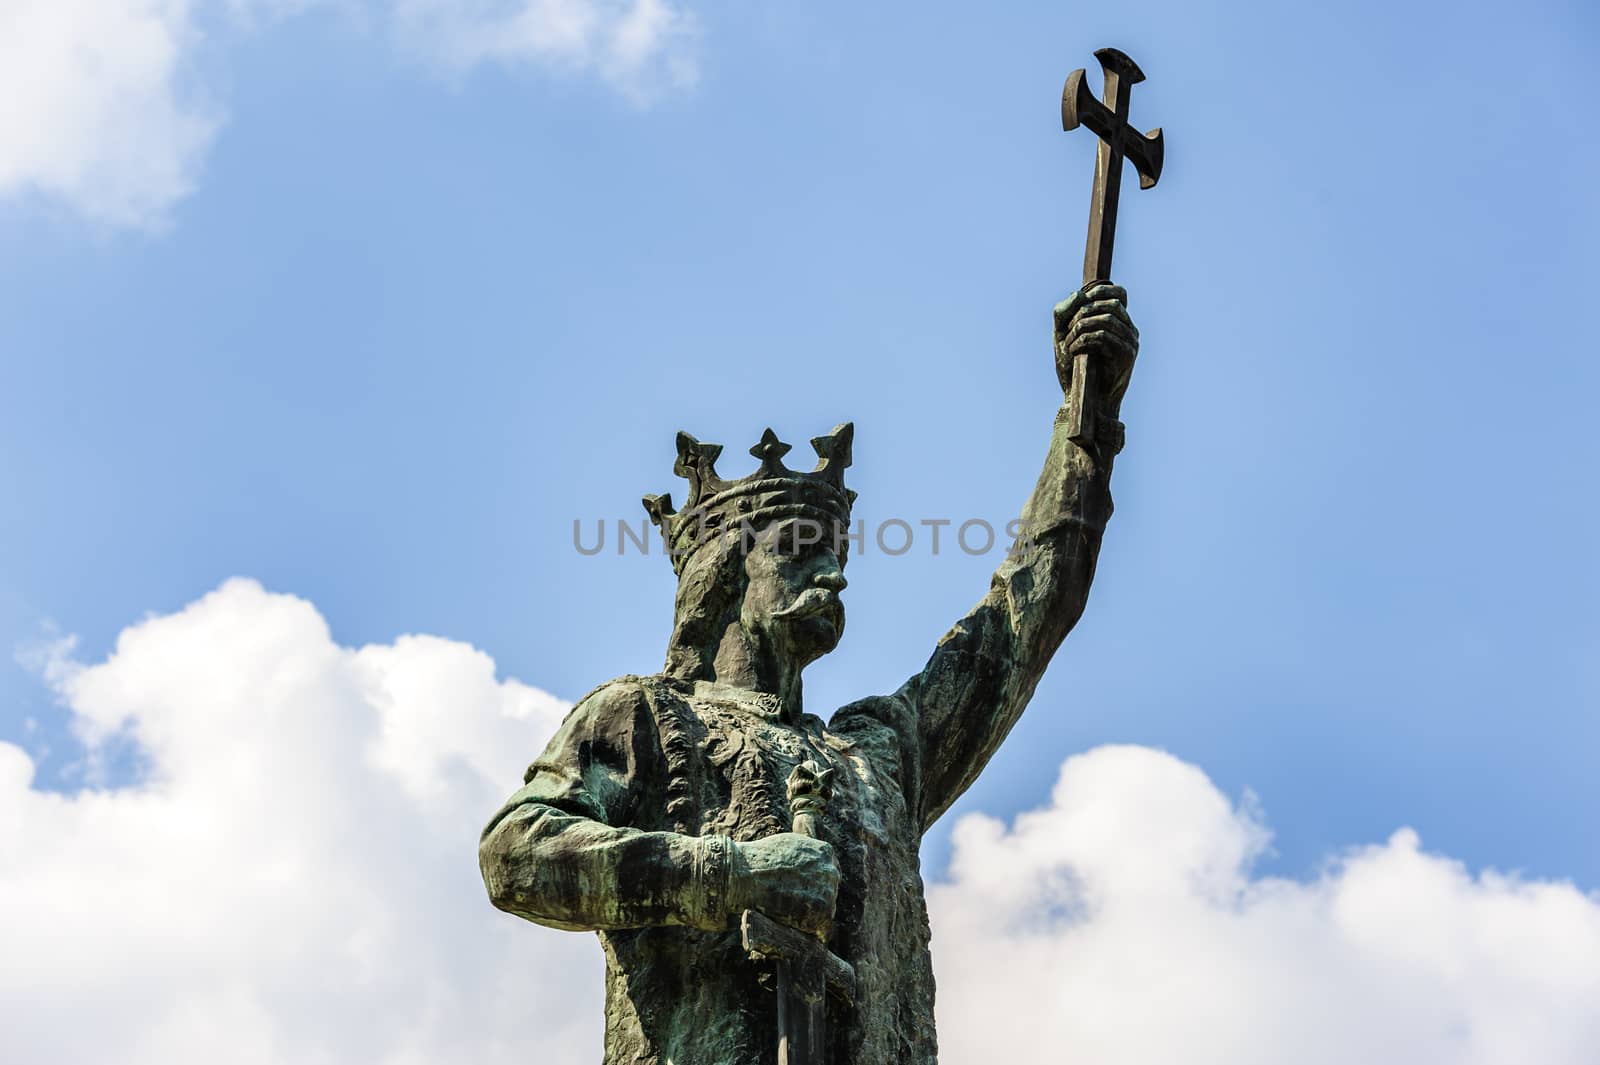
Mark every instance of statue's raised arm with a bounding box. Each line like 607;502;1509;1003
898;281;1139;830
478;286;1143;1065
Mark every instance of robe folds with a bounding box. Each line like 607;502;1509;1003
480;405;1115;1064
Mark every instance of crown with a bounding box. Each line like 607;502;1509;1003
643;423;856;573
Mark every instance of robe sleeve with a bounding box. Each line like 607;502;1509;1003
904;403;1117;831
478;679;735;932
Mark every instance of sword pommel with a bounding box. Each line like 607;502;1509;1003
786;761;834;839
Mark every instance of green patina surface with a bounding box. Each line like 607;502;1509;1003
480;285;1140;1064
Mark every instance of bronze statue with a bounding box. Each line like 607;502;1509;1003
480;46;1160;1065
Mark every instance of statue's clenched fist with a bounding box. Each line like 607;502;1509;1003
727;832;841;937
1053;282;1139;415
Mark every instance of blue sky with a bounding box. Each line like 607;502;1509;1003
4;0;1597;906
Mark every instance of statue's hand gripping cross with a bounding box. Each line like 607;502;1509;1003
1060;47;1163;450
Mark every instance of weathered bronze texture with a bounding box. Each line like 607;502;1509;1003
739;763;850;1065
478;63;1157;1064
1061;47;1164;287
1060;47;1162;452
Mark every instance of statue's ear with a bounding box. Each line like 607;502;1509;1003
815;767;836;795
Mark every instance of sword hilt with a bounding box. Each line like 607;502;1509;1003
741;909;856;1006
743;762;853;1063
786;761;833;840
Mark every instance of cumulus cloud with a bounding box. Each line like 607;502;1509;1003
0;0;219;227
930;746;1600;1065
1;0;695;228
6;580;1598;1063
2;578;598;1064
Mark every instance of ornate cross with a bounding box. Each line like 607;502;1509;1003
1062;47;1165;285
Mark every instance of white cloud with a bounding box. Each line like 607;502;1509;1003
390;0;698;99
930;746;1600;1065
0;0;218;228
0;0;695;229
6;581;1598;1063
1;578;597;1065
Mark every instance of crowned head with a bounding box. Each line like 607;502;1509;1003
644;424;855;685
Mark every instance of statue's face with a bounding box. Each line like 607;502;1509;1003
739;520;848;668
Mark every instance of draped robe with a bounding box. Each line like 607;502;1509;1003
480;404;1117;1064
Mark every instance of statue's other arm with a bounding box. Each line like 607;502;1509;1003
478;681;734;932
903;284;1138;831
480;679;841;934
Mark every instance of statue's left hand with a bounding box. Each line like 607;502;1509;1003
1053;282;1139;415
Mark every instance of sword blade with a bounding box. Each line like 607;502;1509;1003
776;959;793;1065
774;958;827;1065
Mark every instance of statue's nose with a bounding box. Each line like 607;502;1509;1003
813;571;847;593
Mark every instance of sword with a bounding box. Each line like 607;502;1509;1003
742;762;855;1065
